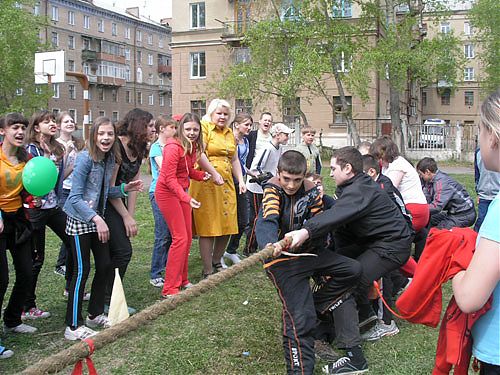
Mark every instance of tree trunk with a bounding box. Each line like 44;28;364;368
334;71;361;147
389;83;404;154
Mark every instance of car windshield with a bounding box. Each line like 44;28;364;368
425;126;444;135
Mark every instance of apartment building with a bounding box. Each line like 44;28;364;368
169;0;401;147
422;7;481;129
35;0;172;125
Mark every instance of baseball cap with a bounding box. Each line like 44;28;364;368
270;123;294;136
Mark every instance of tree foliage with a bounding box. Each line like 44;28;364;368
469;0;500;94
0;0;49;114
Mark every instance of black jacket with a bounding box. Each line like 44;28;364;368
245;130;258;169
304;173;412;263
256;177;322;252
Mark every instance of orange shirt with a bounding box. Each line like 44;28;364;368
0;147;25;212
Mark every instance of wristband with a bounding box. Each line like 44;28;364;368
0;211;2;220
120;182;128;197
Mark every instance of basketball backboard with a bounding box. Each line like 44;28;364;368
34;50;65;84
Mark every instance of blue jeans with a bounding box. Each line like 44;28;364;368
149;192;171;279
474;198;492;232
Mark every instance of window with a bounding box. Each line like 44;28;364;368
137;66;143;82
125;90;131;103
51;32;59;47
332;0;352;17
68;60;75;72
69;84;76;100
283;97;301;124
336;51;352;72
159;37;164;48
125;27;130;39
464;44;474;59
191;100;206;117
148;93;154;106
68;11;75;25
52;108;60;116
464;22;472;36
464;67;475;81
148;73;154;85
112;23;117;36
88;110;92;123
333;96;352;123
83;62;90;75
147;34;153;45
52;83;60;99
16;88;23;96
51;6;58;21
137;92;143;105
125;66;131;81
137;50;142;62
464;91;474;106
68;35;75;49
111;89;117;102
35;85;42;95
190;2;206;28
83;15;90;29
440;22;450;34
124;48;131;61
82;37;90;50
235;99;252;114
98;19;104;32
159;95;165;107
34;2;40;16
148;53;153;66
440;89;451;105
136;30;142;42
112;111;119;122
282;0;301;21
98;88;104;101
99;110;105;117
422;91;427;107
69;109;77;123
190;52;206;78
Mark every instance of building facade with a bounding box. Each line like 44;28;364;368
35;0;172;127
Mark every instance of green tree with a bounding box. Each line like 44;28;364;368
0;0;49;114
469;0;500;94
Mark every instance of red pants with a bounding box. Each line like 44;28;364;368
156;192;192;295
400;203;430;277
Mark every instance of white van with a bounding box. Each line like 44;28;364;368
419;119;447;148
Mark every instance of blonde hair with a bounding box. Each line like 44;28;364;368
480;89;500;140
203;98;232;123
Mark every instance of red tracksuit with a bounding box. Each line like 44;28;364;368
155;138;205;295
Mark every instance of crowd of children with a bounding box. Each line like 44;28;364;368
0;91;498;375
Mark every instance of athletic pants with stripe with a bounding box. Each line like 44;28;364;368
265;248;362;374
65;233;111;328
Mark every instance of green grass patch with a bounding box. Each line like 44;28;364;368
0;174;476;374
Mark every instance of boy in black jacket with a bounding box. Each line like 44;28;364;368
285;147;413;374
256;150;362;375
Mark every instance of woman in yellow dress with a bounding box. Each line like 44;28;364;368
190;99;246;278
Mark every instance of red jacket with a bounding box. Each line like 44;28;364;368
396;227;491;375
156;138;205;203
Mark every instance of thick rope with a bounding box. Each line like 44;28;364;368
21;239;288;375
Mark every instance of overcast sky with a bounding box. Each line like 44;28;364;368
96;0;172;22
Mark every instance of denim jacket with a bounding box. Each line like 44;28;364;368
63;150;123;223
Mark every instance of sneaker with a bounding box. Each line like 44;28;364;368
396;278;412;296
323;356;368;374
223;252;242;265
63;290;91;301
104;304;136;315
4;323;37;334
314;340;340;362
64;326;97;341
149;278;164;288
181;282;194;290
54;265;66;277
22;307;51;320
361;320;399;341
0;345;14;359
86;314;110;328
358;309;377;329
219;257;229;269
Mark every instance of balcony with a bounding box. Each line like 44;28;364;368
97;52;125;65
82;49;97;62
96;76;125;87
158;80;172;93
220;20;252;47
158;64;172;74
87;74;98;83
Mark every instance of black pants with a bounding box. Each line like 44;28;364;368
481;361;500;375
55;188;71;268
430;208;477;229
66;232;111;328
226;183;249;254
104;204;133;304
25;206;71;310
0;209;33;328
265;248;362;375
334;242;411;348
244;191;262;254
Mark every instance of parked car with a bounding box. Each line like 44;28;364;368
419;119;447;148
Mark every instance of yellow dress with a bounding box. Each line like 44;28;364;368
189;120;238;236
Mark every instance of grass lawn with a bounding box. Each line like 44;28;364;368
1;174;476;374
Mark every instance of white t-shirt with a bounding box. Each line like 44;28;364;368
255;130;271;153
382;156;427;204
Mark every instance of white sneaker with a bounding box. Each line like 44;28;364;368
224;252;242;265
149;278;164;288
361;320;399;341
64;326;97;341
219;257;228;269
86;314;110;328
63;290;91;301
0;345;14;359
4;323;37;334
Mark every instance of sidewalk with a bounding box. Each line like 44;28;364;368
440;166;474;175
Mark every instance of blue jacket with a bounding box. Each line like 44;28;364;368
63;150;123;223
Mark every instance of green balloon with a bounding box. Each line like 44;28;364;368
22;156;58;196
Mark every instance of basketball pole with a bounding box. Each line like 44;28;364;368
66;72;90;140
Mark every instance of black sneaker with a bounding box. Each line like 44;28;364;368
323;356;368;374
54;266;66;277
315;340;340;362
358;308;377;329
